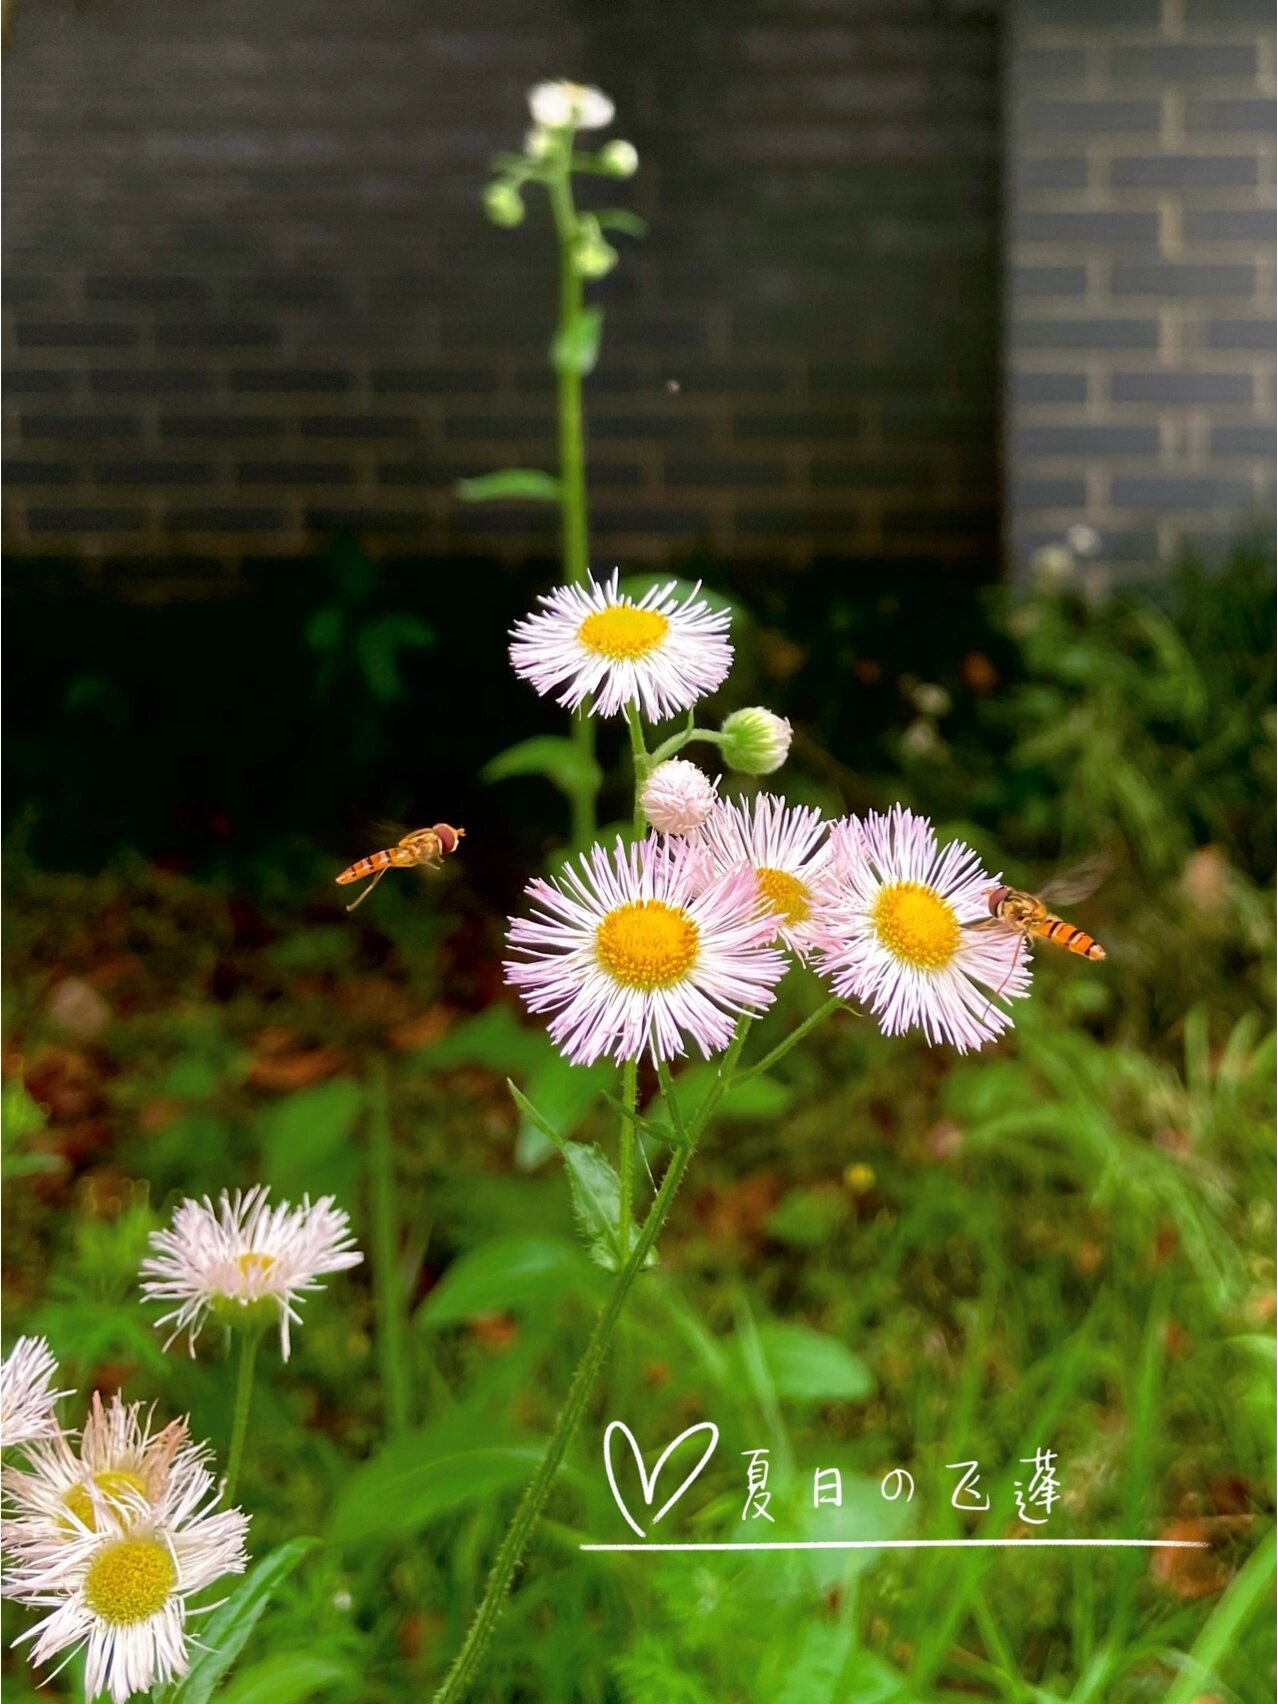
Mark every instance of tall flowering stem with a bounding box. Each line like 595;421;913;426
432;1018;751;1704
369;1060;412;1437
223;1325;261;1504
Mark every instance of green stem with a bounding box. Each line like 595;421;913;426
548;143;597;850
626;704;650;833
617;1059;638;1258
732;996;848;1087
432;1020;751;1704
223;1328;260;1505
369;1061;412;1438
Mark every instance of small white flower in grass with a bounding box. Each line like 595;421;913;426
528;79;615;131
504;834;788;1066
140;1186;362;1361
4;1455;248;1704
1;1338;71;1450
812;807;1030;1052
2;1394;211;1562
719;707;792;776
696;794;832;958
642;759;718;835
509;571;732;721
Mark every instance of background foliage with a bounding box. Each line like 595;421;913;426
3;543;1275;1701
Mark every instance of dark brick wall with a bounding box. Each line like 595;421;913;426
1005;0;1276;579
2;0;1002;592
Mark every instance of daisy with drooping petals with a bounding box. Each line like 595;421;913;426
140;1187;362;1361
696;794;833;958
528;80;615;131
2;1394;211;1562
1;1338;70;1450
504;834;788;1065
4;1453;248;1704
642;759;719;835
508;571;732;721
811;807;1030;1052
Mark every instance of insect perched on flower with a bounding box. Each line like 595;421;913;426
335;824;465;912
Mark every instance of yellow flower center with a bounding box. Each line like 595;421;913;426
595;899;699;990
61;1470;150;1533
236;1251;278;1282
577;605;669;661
755;866;810;926
871;881;960;970
83;1537;176;1625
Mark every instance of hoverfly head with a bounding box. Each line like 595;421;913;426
986;884;1010;916
433;823;464;855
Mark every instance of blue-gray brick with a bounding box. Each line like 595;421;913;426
1110;155;1259;190
1011;156;1089;192
1205;318;1276;351
1020;100;1161;137
1012;477;1088;509
1016;210;1161;244
1018;424;1160;456
1112;262;1255;297
1183;209;1276;243
1013;264;1088;296
1185;98;1277;135
1011;372;1089;405
1013;318;1160;351
1117;44;1257;79
1209;424;1276;455
1109;371;1254;404
1110;475;1253;508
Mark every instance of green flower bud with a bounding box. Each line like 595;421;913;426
483;181;525;228
573;235;618;279
719;707;792;776
598;139;639;178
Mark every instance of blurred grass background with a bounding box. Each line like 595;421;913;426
2;542;1275;1702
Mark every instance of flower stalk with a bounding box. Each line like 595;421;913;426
223;1325;261;1505
368;1060;412;1438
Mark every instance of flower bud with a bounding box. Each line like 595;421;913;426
641;759;718;835
573;234;618;279
719;708;792;776
598;139;639;178
525;126;553;161
483;181;525;228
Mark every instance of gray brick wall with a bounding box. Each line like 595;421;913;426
1006;0;1276;578
2;0;1001;590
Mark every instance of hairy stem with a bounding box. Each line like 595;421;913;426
732;996;848;1087
432;1020;751;1704
223;1328;260;1505
369;1061;412;1438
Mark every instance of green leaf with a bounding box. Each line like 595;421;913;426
260;1078;366;1195
329;1412;545;1545
455;469;562;503
172;1538;318;1704
482;734;603;797
551;306;604;377
755;1322;874;1404
354;613;434;703
516;1052;613;1169
597;209;649;238
413;1003;550;1076
218;1654;354;1704
416;1233;593;1327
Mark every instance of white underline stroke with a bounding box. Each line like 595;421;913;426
580;1537;1209;1552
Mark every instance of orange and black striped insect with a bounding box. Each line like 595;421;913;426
973;855;1110;1015
335;824;465;912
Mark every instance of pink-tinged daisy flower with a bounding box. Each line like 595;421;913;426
508;571;732;721
1;1338;71;1451
812;807;1029;1052
695;794;833;958
140;1187;362;1361
2;1394;212;1562
4;1451;248;1703
642;759;719;835
504;835;788;1065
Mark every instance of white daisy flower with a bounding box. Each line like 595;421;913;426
504;834;789;1066
696;794;833;958
140;1187;362;1361
2;1394;211;1562
528;79;615;131
812;806;1030;1052
1;1338;71;1450
508;571;733;722
5;1457;248;1703
642;759;719;835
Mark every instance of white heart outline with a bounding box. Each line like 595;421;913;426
603;1419;720;1539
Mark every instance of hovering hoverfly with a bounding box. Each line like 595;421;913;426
973;854;1110;1014
335;824;465;912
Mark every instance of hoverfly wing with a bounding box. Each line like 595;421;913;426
1037;849;1114;909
